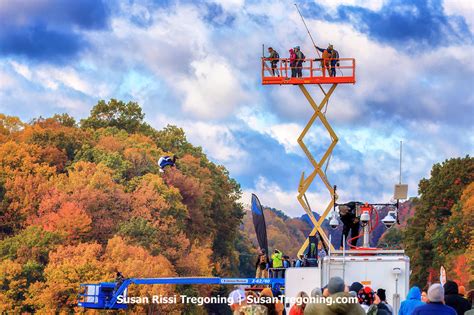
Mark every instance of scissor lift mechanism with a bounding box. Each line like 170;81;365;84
262;57;356;256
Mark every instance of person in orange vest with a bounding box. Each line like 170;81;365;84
316;44;335;77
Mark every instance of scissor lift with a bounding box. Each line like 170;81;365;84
261;56;356;256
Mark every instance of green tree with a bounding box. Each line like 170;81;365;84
51;114;76;127
153;125;203;157
117;217;158;251
81;99;153;134
378;227;403;249
0;226;62;264
403;156;474;286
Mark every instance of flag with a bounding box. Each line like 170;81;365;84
440;266;446;286
251;194;268;256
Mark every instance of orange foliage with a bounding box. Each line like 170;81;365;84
96;135;126;152
130;174;169;220
36;201;92;243
152;217;191;263
103;236;180;314
450;254;470;287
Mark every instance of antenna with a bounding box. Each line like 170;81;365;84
394;140;408;222
294;3;321;57
399;140;402;184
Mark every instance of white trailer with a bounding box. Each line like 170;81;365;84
284;249;410;314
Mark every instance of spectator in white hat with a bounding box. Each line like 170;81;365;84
411;283;456;315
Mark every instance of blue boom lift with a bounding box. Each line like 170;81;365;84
78;277;284;310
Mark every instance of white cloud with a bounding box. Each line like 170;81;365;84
443;0;474;33
9;61;111;97
177;56;247;119
10;61;32;80
0;68;17;89
209;0;245;12
241;176;331;217
315;0;387;12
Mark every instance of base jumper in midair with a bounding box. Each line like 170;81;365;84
158;155;177;172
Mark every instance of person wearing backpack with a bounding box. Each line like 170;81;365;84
330;47;339;77
316;45;334;77
268;47;280;77
294;46;305;77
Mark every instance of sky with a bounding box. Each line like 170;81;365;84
0;0;473;217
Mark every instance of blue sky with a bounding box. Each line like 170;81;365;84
0;0;473;216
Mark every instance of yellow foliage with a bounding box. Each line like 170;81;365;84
0;260;25;313
103;236;180;314
26;243;107;312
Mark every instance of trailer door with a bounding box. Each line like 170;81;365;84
284;267;321;313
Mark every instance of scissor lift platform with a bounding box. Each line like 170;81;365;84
262;57;356;85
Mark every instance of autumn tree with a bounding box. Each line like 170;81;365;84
103;236;180;314
27;242;107;312
403;156;474;286
0;227;62;312
0;114;24;143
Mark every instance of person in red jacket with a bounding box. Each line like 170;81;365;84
289;48;297;77
289;291;308;315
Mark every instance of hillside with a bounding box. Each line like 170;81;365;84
241;200;414;260
241;206;306;259
0;100;245;314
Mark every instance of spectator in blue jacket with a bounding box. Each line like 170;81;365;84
399;286;424;315
411;283;456;315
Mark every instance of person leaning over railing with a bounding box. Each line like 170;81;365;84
315;44;340;77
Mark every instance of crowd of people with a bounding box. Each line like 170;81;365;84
398;280;472;315
255;248;323;279
266;44;340;78
236;270;473;315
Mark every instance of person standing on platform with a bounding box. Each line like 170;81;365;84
330;46;339;77
294;46;305;78
255;249;269;278
289;48;297;77
271;249;283;278
268;47;280;77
